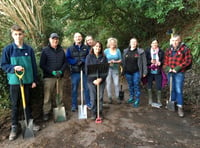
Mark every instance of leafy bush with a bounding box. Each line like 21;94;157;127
0;68;10;109
184;23;200;64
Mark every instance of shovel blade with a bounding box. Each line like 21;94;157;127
151;102;162;108
119;91;124;100
167;101;175;112
78;105;87;119
21;119;34;139
53;106;67;122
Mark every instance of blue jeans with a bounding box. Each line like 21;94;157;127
125;71;141;101
71;73;90;108
168;72;185;107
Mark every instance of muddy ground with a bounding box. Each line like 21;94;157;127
0;80;200;148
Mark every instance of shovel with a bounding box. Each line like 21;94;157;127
78;69;87;119
96;84;102;123
15;69;34;139
151;102;162;108
166;74;175;111
119;74;124;100
119;85;124;100
53;78;66;122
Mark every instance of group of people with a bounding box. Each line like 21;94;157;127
1;25;192;141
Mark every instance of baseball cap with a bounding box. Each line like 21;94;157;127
50;33;59;38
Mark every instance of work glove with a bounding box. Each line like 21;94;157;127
56;70;62;78
52;71;57;76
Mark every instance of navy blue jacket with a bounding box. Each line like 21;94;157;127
40;44;67;78
66;43;89;73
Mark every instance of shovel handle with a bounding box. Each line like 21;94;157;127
80;70;84;105
56;78;62;106
15;69;28;126
97;84;100;118
20;84;26;109
15;69;26;108
15;68;25;80
169;74;172;101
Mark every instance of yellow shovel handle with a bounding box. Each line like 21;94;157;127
15;69;26;108
20;84;26;108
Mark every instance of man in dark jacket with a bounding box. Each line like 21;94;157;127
66;32;91;112
40;33;67;121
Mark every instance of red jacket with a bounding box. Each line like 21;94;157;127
164;43;192;73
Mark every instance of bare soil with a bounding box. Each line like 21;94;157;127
0;80;200;148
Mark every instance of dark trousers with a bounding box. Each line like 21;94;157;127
10;84;32;126
87;81;106;115
147;73;162;90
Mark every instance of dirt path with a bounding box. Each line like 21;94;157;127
0;84;200;148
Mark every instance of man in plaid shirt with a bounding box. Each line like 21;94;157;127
164;34;192;117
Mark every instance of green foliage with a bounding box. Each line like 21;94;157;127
61;0;156;47
0;69;10;109
41;0;67;46
60;0;199;49
184;23;200;64
144;0;184;23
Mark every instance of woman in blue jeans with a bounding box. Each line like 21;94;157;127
122;38;147;107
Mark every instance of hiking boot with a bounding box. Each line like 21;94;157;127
127;98;134;104
108;97;113;104
87;103;92;110
133;99;140;108
33;123;40;131
178;107;184;117
43;113;49;121
9;125;19;141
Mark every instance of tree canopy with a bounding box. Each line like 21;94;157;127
0;0;199;58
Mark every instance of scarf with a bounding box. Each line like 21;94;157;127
150;48;159;63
